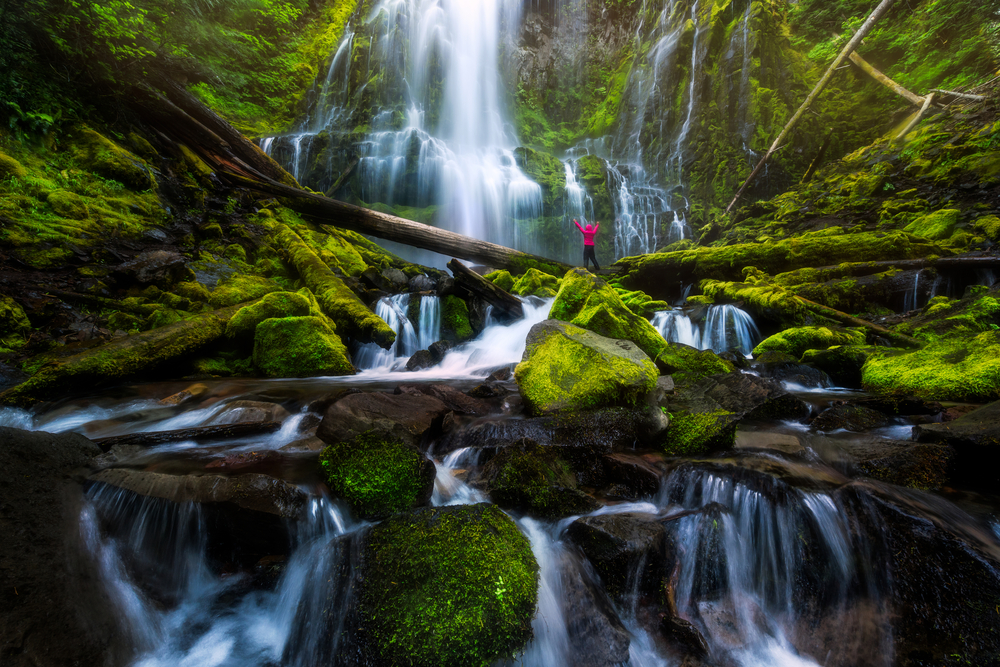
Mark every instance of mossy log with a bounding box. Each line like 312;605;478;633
92;422;282;451
796;296;921;348
0;304;244;407
274;223;395;348
809;256;1000;276
447;259;524;322
45;289;163;316
848;52;925;107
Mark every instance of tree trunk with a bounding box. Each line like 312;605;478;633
92;422;283;452
796;295;922;348
848;52;925;106
895;93;936;142
447;259;524;322
810;255;1000;276
725;0;900;215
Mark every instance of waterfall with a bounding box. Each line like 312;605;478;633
652;305;760;355
354;294;418;370
903;270;922;312
417;295;441;351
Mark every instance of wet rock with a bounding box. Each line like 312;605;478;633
395;383;501;416
408;274;436;292
734;430;805;455
489;367;512;381
0;427;132;667
677;372;811;423
913;400;1000;485
405;349;435;371
468;380;508;398
212;399;290;424
840;440;954;489
567;512;674;600
158;382;209;406
811;404;890;432
114;250;189;287
602;453;664;499
316;390;451;448
716;350;750;370
360;266;392;291
560;552;632;667
428;339;453;362
381;267;408;290
279;435;325;452
801;345;881;388
476;439;600;518
751;350;832;388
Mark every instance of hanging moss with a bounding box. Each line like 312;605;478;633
319;430;435;520
252;316;354;378
358;503;538;667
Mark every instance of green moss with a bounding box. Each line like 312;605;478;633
662;409;738;456
442;295;474;342
613;287;671;317
192;355;253;377
69;125;155;191
45;190;88;219
319;430;434;520
753;326;865;359
484;269;515;292
144;308;184;330
106;311;142;332
515;322;658;415
904;209;960;240
973;215;1000;243
226;291;312;339
801;345;887;388
912;293;1000;341
0;152;27;181
550;268;671;362
0;296;31;337
654;345;734;387
481;440;598;519
252;316;354;378
511;268;560;298
173;282;211;303
209;274;282;309
862;331;1000;402
359;503;538;667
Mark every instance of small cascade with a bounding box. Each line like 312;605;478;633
651;305;760;355
431;448;486;507
417;295;441;351
513;519;572;666
903;270;923;312
354;294;418;370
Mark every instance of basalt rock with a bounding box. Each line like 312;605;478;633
317;390;451;449
114;250;189;287
811;405;891;432
560;551;632;667
394;383;501;416
913;400;1000;485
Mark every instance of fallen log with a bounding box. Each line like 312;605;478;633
848;52;925;106
725;0;899;215
806;256;1000;277
447;259;524;322
796;295;922;348
930;89;987;103
44;289;162;316
274;223;396;348
0;303;245;407
92;422;282;452
895;93;936;142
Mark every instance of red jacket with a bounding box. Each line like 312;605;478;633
574;220;599;246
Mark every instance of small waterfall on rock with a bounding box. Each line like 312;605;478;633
652;304;760;355
903;270;923;312
353;294;418;370
417;295;441;351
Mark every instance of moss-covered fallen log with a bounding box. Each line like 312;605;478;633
448;259;524;322
0;304;244;407
274;223;396;349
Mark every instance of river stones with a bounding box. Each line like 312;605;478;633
476;439;599;519
567;512;674;601
211;399;291;424
0;427;132;667
750;349;832;388
318;431;435;520
317;390;451;448
913;400;1000;484
394;383;501;416
353;504;538;667
559;551;632;667
515;319;658;416
811;404;890;432
601;452;665;499
801;345;882;388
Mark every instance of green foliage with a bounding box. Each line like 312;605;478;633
319;430;433;520
359;503;538;667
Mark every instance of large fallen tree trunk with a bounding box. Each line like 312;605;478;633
808;255;1000;276
725;0;899;214
274;223;397;348
848;52;925;106
447;259;524;322
0;303;245;407
796;296;922;348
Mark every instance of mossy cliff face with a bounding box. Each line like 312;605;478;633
515;319;658;416
319;430;435;520
356;503;538;667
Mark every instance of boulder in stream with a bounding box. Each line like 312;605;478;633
811;404;890;432
318;430;435;520
317;390;451;448
559;551;632;667
515;319;658;416
913;399;1000;484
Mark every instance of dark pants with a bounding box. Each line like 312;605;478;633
583;245;600;271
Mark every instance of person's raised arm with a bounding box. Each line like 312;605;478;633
594;221;600;233
573;219;585;233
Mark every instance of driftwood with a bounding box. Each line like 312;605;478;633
92;422;283;452
848;52;925;106
895;93;936;142
725;0;899;215
447;259;524;322
796;295;922;348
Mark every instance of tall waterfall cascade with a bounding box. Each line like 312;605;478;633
260;0;759;263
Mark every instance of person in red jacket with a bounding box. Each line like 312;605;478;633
573;219;600;271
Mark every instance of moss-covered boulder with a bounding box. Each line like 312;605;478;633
319;431;435;520
356;503;538;667
441;294;474;342
226;291;312;339
613;287;671;317
511;268;559;298
46;191;88;219
209;274;282;308
70;125;155;191
862;331;1000;402
801;345;885;388
478;440;600;519
550;268;669;362
252;316;354;378
753;326;866;359
0;151;27;181
485;269;515;292
661;409;738;456
654;343;734;387
973;215;1000;243
515;320;658;415
904;209;960;240
0;296;31;338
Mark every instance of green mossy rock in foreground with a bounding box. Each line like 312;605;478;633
319;431;435;520
226;291;312;339
0;151;27;181
252;316;354;378
752;326;866;359
515;319;658;415
654;343;734;387
478;440;600;519
511;268;559;298
358;503;538;667
660;409;738;456
801;345;888;388
550;268;669;362
862;331;1000;402
484;269;515;292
